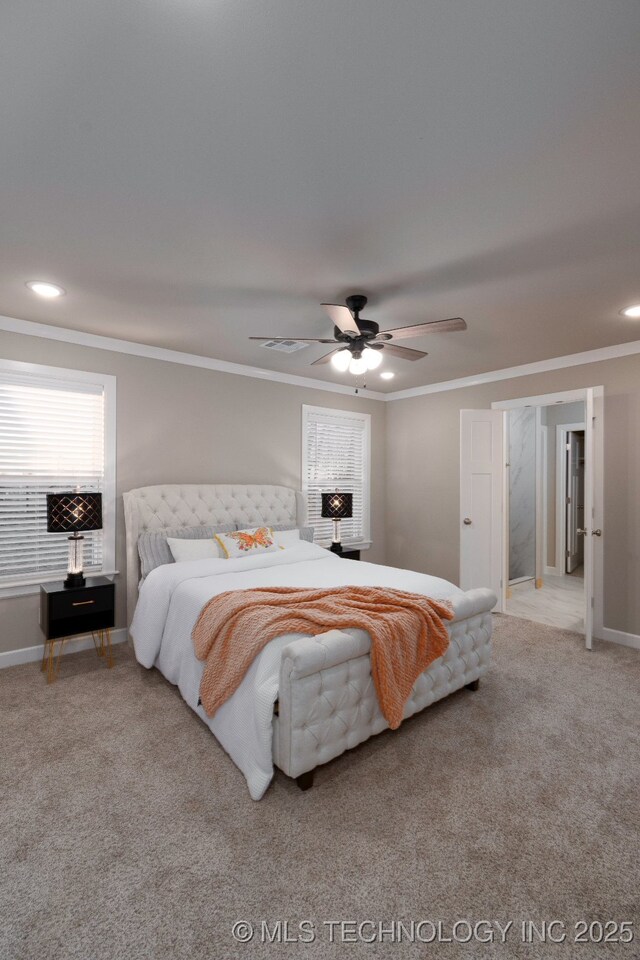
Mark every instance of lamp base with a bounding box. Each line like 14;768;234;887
329;541;343;554
65;534;85;588
64;572;86;589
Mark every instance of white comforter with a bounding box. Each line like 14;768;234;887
130;541;463;799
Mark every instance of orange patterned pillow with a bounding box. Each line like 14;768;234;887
215;526;280;559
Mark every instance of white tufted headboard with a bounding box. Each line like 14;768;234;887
123;484;306;625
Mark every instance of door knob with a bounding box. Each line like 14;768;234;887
592;529;602;537
576;528;587;536
463;517;472;525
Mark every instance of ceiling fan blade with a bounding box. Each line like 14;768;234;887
249;336;336;343
382;343;427;361
380;317;467;340
320;303;360;336
311;349;343;366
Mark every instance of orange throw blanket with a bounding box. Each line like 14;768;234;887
192;586;454;730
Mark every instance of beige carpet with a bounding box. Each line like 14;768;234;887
1;617;638;960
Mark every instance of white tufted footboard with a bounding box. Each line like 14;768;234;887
272;588;495;783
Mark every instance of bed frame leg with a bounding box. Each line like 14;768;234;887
465;678;480;692
296;770;315;791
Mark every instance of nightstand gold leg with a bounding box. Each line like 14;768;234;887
46;638;58;684
52;637;66;680
92;630;114;667
104;627;114;668
48;640;55;683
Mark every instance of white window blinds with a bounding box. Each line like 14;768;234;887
302;405;371;545
0;370;105;585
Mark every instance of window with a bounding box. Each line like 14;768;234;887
302;404;371;546
0;360;115;593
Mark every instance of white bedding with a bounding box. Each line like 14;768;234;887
130;541;463;799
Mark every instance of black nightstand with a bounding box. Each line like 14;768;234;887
40;577;116;682
340;549;361;561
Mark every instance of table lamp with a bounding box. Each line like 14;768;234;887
321;490;353;554
46;492;103;588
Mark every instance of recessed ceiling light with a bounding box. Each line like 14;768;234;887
621;303;640;318
26;281;65;299
380;371;395;380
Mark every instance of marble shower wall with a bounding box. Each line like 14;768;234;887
509;407;536;580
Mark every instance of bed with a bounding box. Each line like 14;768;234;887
124;483;496;799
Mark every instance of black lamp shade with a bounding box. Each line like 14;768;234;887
47;492;103;534
321;491;353;520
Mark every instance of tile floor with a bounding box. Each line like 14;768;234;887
506;570;584;632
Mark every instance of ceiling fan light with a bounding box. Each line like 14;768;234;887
331;349;351;372
349;356;367;376
363;347;382;370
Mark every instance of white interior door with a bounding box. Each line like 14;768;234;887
460;409;503;608
566;431;581;573
583;390;595;650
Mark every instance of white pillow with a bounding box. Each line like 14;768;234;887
166;537;224;562
215;526;280;559
274;529;301;548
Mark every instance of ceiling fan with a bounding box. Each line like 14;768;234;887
249;294;467;375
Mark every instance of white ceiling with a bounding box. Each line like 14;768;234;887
1;0;639;392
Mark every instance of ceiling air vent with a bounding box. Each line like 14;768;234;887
260;339;308;353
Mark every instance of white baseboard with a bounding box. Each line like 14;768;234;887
0;628;128;669
544;565;561;577
599;627;640;651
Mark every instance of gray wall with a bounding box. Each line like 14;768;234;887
0;331;386;654
508;407;536;581
386;353;640;636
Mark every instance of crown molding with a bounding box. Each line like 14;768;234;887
2;313;640;403
0;315;386;401
385;338;640;400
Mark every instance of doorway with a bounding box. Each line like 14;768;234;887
560;424;585;576
459;386;604;649
505;403;585;633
